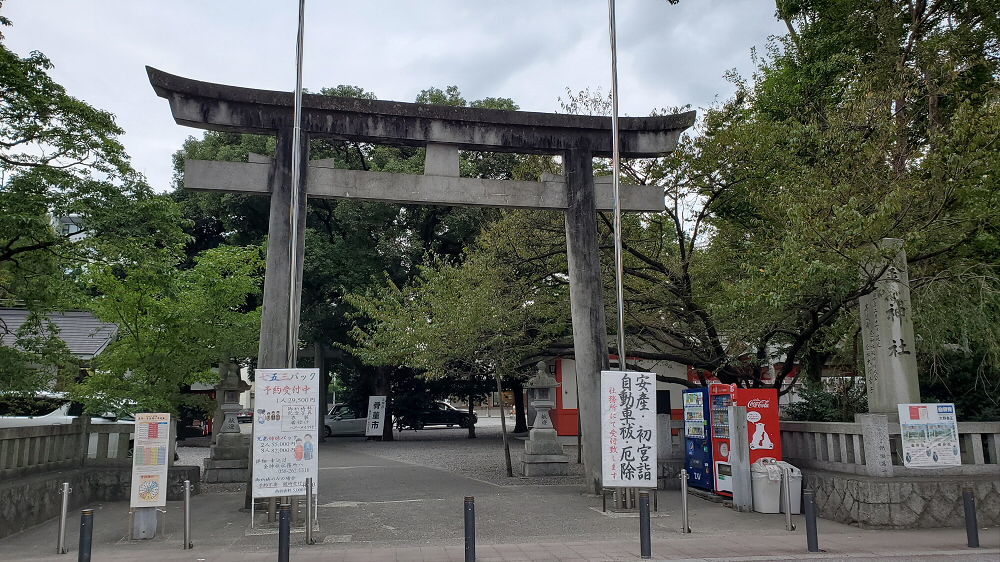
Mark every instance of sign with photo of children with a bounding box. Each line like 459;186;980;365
252;368;320;498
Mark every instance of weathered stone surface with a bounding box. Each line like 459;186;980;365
859;239;920;414
147;67;694;158
203;467;249;483
0;465;199;539
802;469;1000;529
520;453;570;477
185;159;667;212
524;439;565;456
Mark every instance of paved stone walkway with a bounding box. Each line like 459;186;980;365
2;419;997;560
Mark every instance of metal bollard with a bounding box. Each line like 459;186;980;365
464;496;476;562
277;504;290;562
57;482;71;554
803;489;820;553
78;509;93;562
962;488;980;548
782;468;795;531
639;490;651;559
679;469;690;533
183;479;192;549
305;478;315;545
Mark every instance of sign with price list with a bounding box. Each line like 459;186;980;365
130;413;171;507
252;368;320;498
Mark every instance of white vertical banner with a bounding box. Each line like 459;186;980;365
601;370;657;487
365;396;387;437
252;368;320;498
130;413;171;507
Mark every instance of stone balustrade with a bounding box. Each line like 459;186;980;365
781;417;999;477
0;417;136;478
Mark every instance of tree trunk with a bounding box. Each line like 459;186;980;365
512;379;528;433
375;365;393;441
467;394;476;439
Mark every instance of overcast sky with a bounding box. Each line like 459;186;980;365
6;1;785;192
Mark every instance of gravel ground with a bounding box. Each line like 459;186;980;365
178;417;585;488
336;416;586;486
175;443;209;469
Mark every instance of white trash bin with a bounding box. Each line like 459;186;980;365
776;461;802;514
750;459;782;513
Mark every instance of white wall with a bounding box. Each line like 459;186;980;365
558;357;689;412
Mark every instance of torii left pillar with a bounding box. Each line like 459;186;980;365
243;129;309;517
258;129;310;370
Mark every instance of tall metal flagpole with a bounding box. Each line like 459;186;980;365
288;0;306;369
607;0;627;372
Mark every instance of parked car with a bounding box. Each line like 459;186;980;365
397;401;476;430
323;403;366;437
0;392;132;428
237;408;253;423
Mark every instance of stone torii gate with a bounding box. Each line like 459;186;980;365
148;66;694;493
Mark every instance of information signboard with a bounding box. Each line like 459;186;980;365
601;370;657;487
365;395;387;437
130;413;171;508
898;403;961;468
252;368;320;498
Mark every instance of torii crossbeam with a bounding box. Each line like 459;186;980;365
148;66;695;493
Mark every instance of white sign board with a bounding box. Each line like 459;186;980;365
898;403;961;468
130;413;171;507
365;395;387;437
601;370;657;487
252;368;320;498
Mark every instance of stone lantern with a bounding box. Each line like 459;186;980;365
521;361;569;476
204;362;251;483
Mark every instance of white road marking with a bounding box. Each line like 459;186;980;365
319;498;447;508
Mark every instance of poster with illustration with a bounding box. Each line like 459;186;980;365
130;413;171;507
897;403;961;468
252;368;320;498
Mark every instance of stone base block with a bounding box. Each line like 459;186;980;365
204;455;249;483
525;439;565;456
521;453;570;476
210;446;249;461
203;468;249;483
204;459;246;470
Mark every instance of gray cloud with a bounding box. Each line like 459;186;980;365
5;1;784;191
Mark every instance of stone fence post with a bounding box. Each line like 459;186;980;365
75;416;90;465
857;413;893;477
656;414;676;461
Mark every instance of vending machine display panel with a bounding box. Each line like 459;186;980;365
682;388;713;491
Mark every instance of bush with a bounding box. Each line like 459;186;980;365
783;377;868;422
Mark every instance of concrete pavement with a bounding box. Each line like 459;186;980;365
1;420;996;560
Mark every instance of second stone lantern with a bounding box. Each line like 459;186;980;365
521;361;570;476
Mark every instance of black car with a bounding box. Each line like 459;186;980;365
397;401;476;430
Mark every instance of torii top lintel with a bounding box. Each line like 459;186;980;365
147;67;695;158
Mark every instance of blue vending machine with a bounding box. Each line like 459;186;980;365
682;388;714;491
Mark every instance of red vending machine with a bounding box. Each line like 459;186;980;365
709;384;782;496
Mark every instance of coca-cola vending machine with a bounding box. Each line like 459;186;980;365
709;384;782;496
